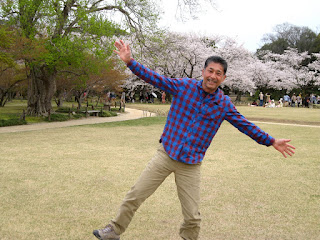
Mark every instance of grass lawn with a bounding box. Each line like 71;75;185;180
0;104;319;239
1;100;319;125
127;103;320;125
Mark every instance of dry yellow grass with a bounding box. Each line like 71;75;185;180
0;111;319;239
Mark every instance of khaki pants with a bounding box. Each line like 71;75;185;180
111;144;202;240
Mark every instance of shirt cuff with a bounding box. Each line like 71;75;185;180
268;137;275;147
127;58;134;67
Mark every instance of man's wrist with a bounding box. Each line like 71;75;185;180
126;58;133;66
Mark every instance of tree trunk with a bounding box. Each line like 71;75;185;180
235;92;242;102
0;90;7;107
27;64;56;116
75;95;82;110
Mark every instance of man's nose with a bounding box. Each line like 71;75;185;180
210;72;217;78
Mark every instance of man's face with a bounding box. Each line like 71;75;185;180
201;62;226;94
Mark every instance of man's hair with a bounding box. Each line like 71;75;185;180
204;56;228;74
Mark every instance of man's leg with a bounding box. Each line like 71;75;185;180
175;162;201;240
110;144;174;234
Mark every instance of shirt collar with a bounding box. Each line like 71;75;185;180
197;80;223;104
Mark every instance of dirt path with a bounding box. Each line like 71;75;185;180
0;108;155;134
250;120;320;128
1;108;319;134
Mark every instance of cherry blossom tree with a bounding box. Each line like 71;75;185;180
308;53;320;86
212;39;256;100
259;48;313;92
248;59;274;92
121;31;319;101
135;32;219;79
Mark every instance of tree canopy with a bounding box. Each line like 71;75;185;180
258;23;319;54
0;0;162;115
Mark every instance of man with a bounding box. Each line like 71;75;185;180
283;94;290;107
259;92;264;106
93;40;295;240
291;93;297;107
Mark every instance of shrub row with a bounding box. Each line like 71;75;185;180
45;110;117;121
0;118;27;127
0;110;118;127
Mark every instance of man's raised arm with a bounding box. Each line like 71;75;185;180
113;40;180;95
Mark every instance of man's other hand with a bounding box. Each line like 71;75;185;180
114;40;131;64
272;139;295;158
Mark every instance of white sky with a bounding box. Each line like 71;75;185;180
159;0;320;52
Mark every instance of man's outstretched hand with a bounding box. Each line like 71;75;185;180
114;40;131;64
272;139;295;158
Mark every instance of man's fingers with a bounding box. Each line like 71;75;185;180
116;40;126;49
284;143;295;157
287;144;296;150
273;139;296;158
287;148;295;154
285;149;293;157
280;144;295;158
114;41;120;48
114;40;130;53
114;40;125;50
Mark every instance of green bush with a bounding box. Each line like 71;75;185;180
0;118;27;127
110;107;125;112
99;111;117;117
45;113;70;122
71;113;84;119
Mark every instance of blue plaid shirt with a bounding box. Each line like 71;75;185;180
128;59;275;164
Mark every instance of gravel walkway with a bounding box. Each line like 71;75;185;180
1;108;318;134
0;108;155;134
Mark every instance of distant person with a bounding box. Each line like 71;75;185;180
283;94;290;107
297;94;302;107
291;93;297;107
266;93;271;104
161;91;166;104
277;98;283;108
251;100;258;106
304;95;310;108
259;92;264;106
92;40;296;240
310;93;316;104
266;99;276;108
110;92;116;106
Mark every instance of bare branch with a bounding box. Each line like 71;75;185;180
53;0;76;39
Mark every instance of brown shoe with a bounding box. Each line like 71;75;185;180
93;224;120;240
